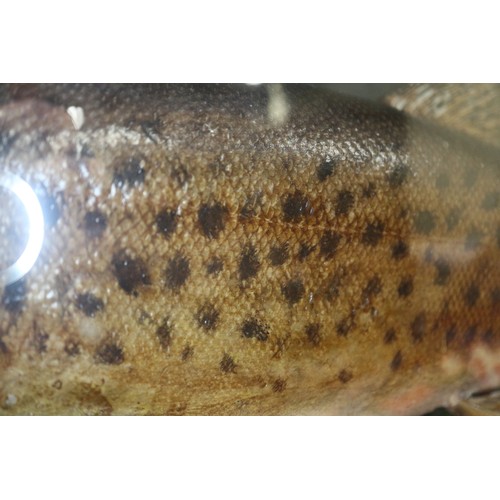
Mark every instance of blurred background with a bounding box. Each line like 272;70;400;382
316;83;407;100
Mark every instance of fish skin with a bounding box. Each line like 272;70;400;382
0;84;499;415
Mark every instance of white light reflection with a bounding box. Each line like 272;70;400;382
0;172;44;286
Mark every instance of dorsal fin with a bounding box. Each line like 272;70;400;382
385;83;500;149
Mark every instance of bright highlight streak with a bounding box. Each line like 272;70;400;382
0;172;45;286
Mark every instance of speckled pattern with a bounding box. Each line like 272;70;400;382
0;84;499;415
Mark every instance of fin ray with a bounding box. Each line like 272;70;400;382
385;83;500;149
452;388;500;416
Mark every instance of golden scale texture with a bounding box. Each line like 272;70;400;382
0;84;499;415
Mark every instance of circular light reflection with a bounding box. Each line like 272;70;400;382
0;172;44;286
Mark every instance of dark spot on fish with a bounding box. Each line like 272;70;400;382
80;144;94;157
272;378;287;392
305;323;321;346
0;337;8;355
336;317;353;337
64;340;80;357
362;220;384;246
399;208;409;219
137;310;154;326
387;163;409;188
112;251;151;295
414;211;436;235
75;293;104;317
464;325;477;346
181;345;194;361
335;190;354;216
84;210;107;239
363;276;382;301
239;204;253;221
171;164;191;188
209;159;231;177
95;342;124;365
271;335;290;359
282;191;311;222
239;193;262;221
2;278;26;314
196;303;219;331
281;279;305;305
220;353;237;373
392;240;408;260
465;284;480;307
434;258;451;286
324;271;343;301
33;324;49;354
206;257;223;275
391;351;403;371
446;326;456;347
481;191;500;211
141;119;162;143
198;202;228;239
268;244;289;266
446;208;461;231
156;317;172;350
338;369;353;384
239;244;260;282
362;182;376;199
320;231;341;259
156;208;177;239
483;329;494;345
317;158;337;182
113;156;145;188
492;287;500;305
384;328;396;344
298;242;316;261
242;318;269;342
411;312;426;343
165;254;190;290
397;277;413;298
465;227;483;251
435;173;450;190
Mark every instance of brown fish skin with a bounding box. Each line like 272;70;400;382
0;84;498;415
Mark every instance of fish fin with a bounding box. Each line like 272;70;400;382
451;389;500;416
384;83;500;149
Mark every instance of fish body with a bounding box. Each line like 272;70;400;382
0;84;499;415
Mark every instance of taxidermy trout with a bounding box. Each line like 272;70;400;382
0;83;499;415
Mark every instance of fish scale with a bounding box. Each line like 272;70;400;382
0;83;499;415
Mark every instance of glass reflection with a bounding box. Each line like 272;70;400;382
0;172;44;286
